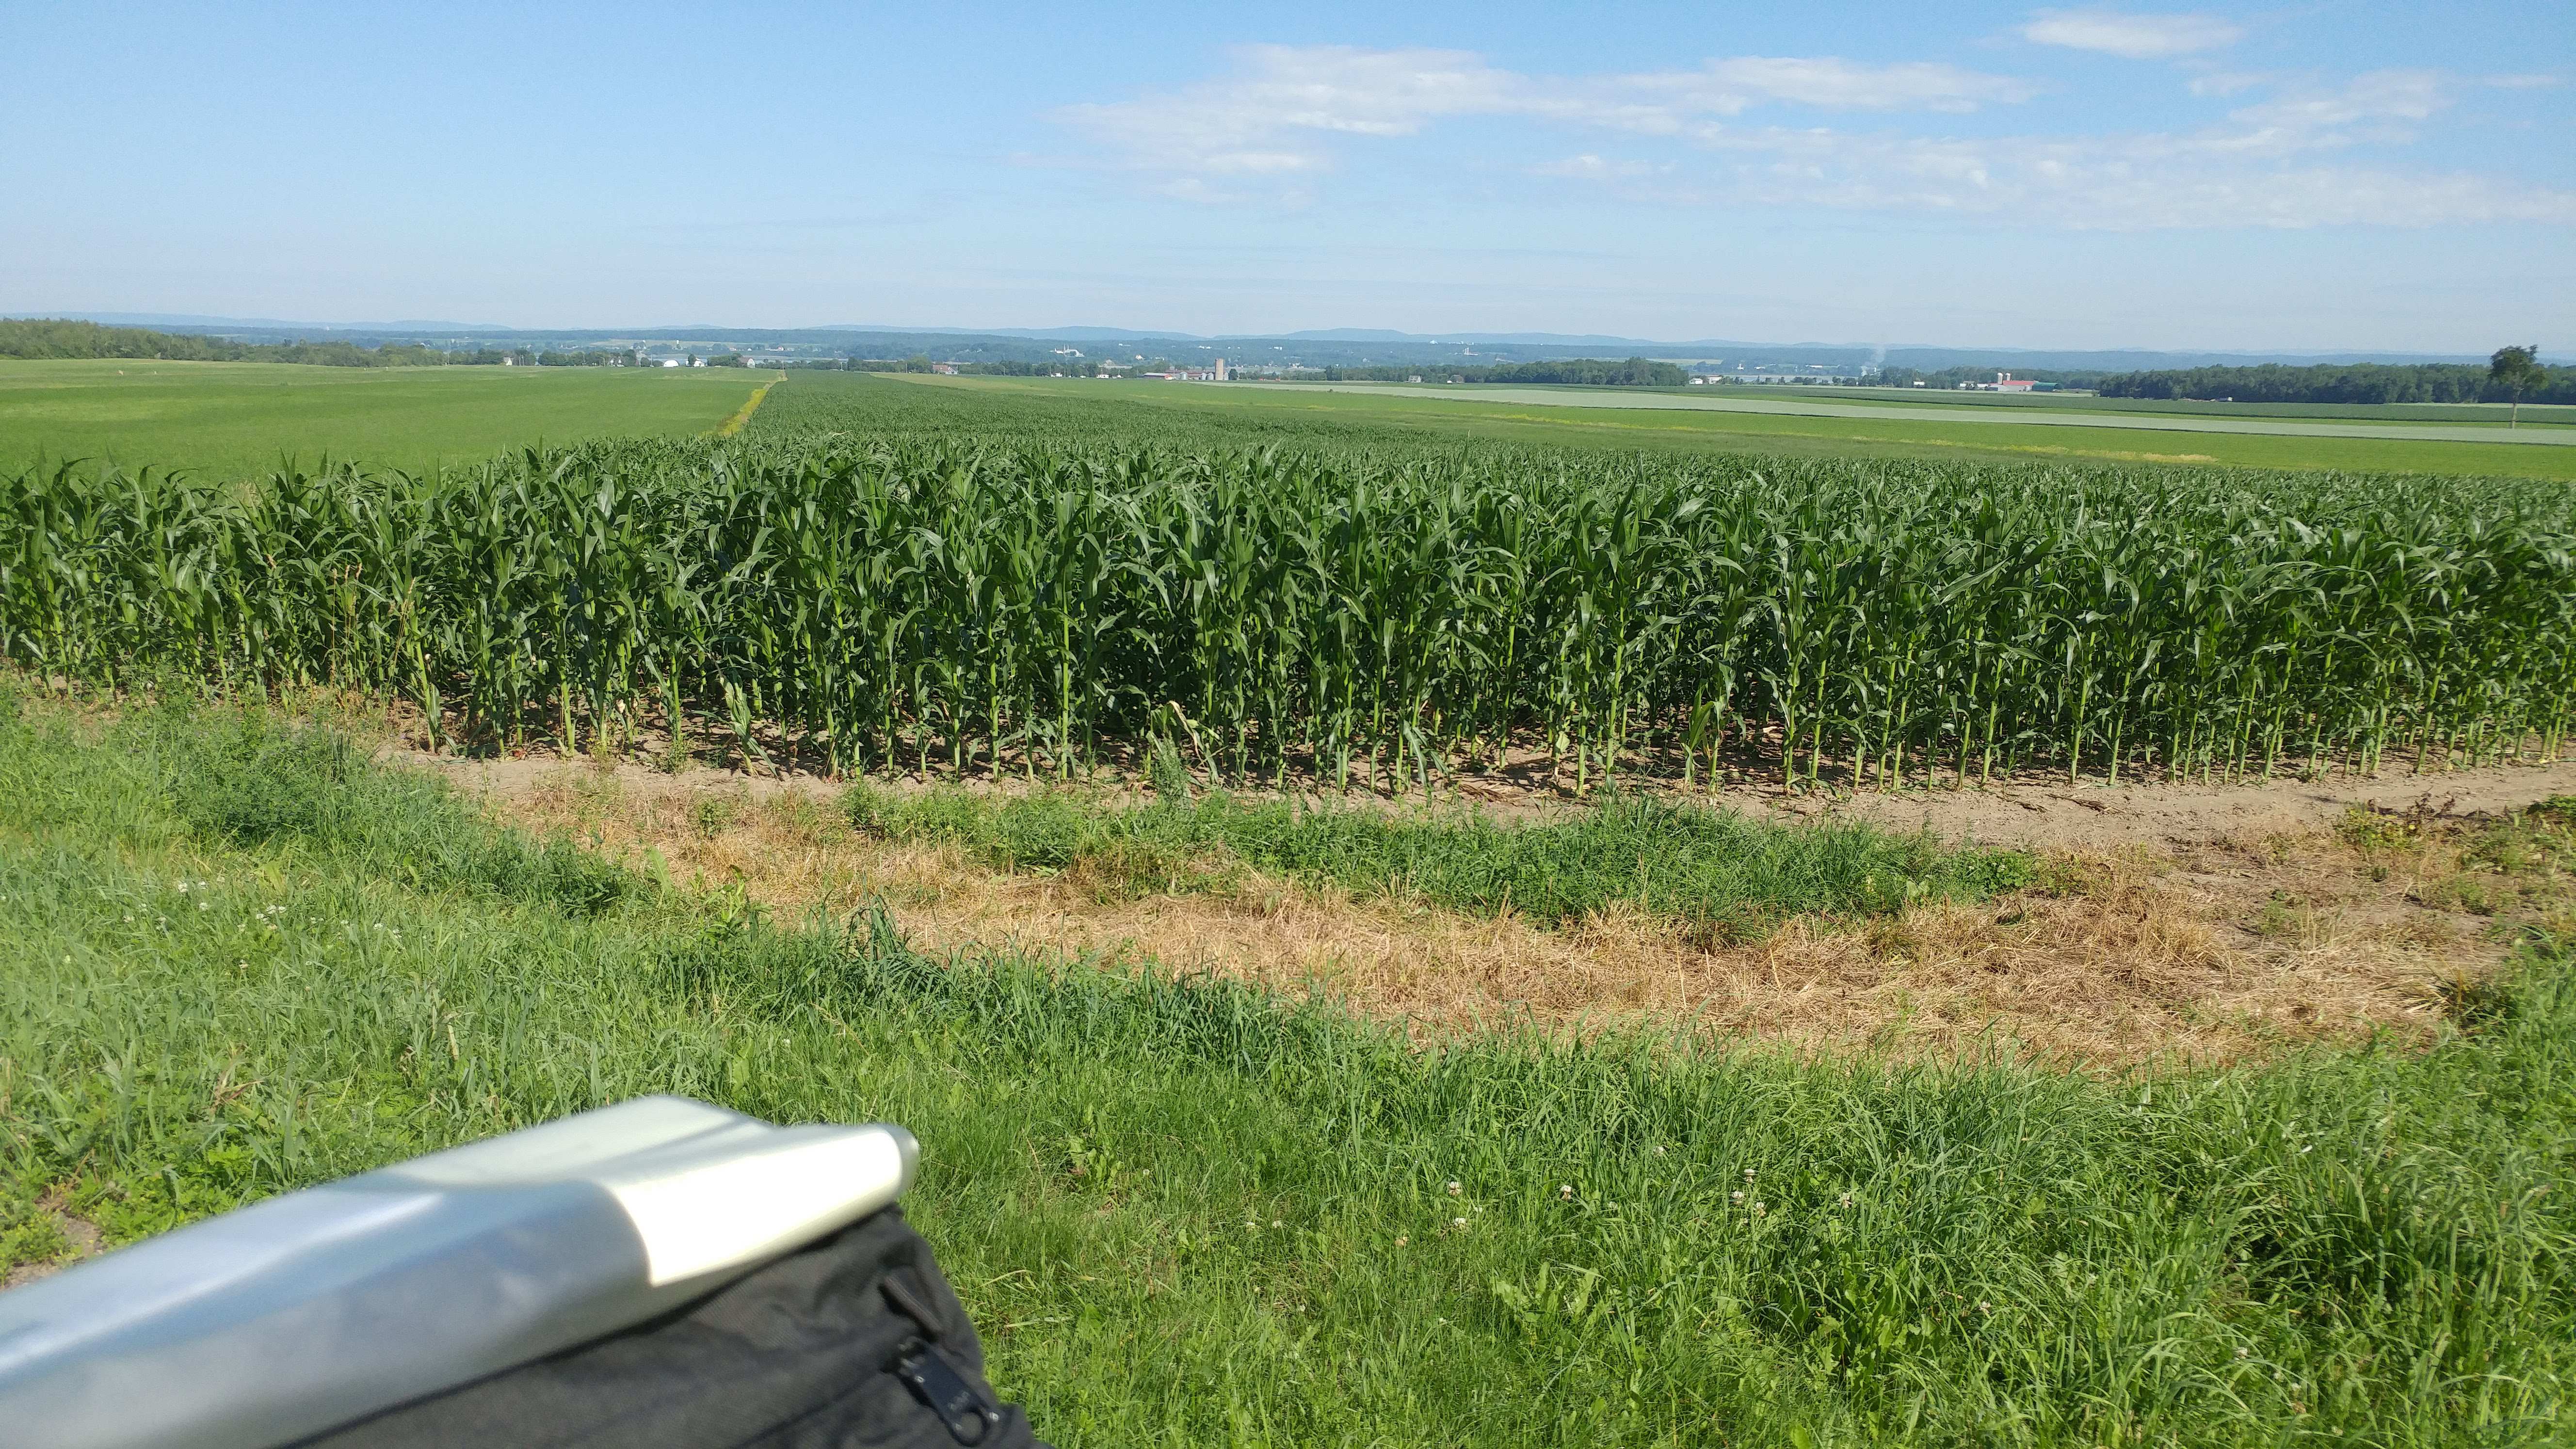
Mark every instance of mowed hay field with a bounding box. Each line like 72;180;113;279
6;368;2576;1444
0;358;768;480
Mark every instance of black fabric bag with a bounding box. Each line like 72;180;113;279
298;1207;1045;1449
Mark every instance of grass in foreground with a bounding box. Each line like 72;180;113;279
0;358;764;480
846;771;2032;941
3;693;2572;1446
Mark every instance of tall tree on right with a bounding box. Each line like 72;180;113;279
2489;345;2547;427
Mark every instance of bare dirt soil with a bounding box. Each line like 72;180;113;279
406;744;2576;1070
1;1195;102;1290
1734;760;2576;854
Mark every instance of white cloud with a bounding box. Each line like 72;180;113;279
1529;155;1667;180
2218;70;2450;155
1058;46;2574;231
1553;70;2576;229
1053;46;1515;180
1626;57;2039;116
2020;9;2243;60
1563;110;2576;230
2185;70;2267;97
1054;46;2036;175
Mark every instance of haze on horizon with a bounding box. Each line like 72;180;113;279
5;1;2570;354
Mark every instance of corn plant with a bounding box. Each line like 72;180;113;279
4;392;2570;789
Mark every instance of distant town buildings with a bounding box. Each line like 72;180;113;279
1687;361;1870;384
1146;360;1229;381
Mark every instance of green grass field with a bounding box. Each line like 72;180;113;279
0;359;766;480
3;359;2563;483
5;692;2570;1445
889;375;2576;479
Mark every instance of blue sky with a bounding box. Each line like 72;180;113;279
4;1;2568;350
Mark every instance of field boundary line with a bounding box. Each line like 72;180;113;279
713;378;779;437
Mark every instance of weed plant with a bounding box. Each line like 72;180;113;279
3;694;2571;1445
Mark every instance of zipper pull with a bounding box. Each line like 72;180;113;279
889;1339;1005;1446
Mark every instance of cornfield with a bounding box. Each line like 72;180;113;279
4;393;2571;790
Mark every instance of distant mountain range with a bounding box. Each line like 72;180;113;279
815;322;2496;364
5;313;2509;369
13;311;516;333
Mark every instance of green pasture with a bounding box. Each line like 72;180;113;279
889;375;2576;479
0;359;764;480
4;692;2571;1446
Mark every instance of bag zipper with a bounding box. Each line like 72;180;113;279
881;1269;1006;1445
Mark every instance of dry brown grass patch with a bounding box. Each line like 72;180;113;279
461;767;2566;1070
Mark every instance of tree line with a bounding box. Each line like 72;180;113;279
1871;357;2567;407
0;319;638;368
1317;357;1690;386
1875;366;2107;389
760;356;1101;376
2099;361;2573;406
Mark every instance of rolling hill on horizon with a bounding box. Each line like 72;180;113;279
2;313;2511;370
